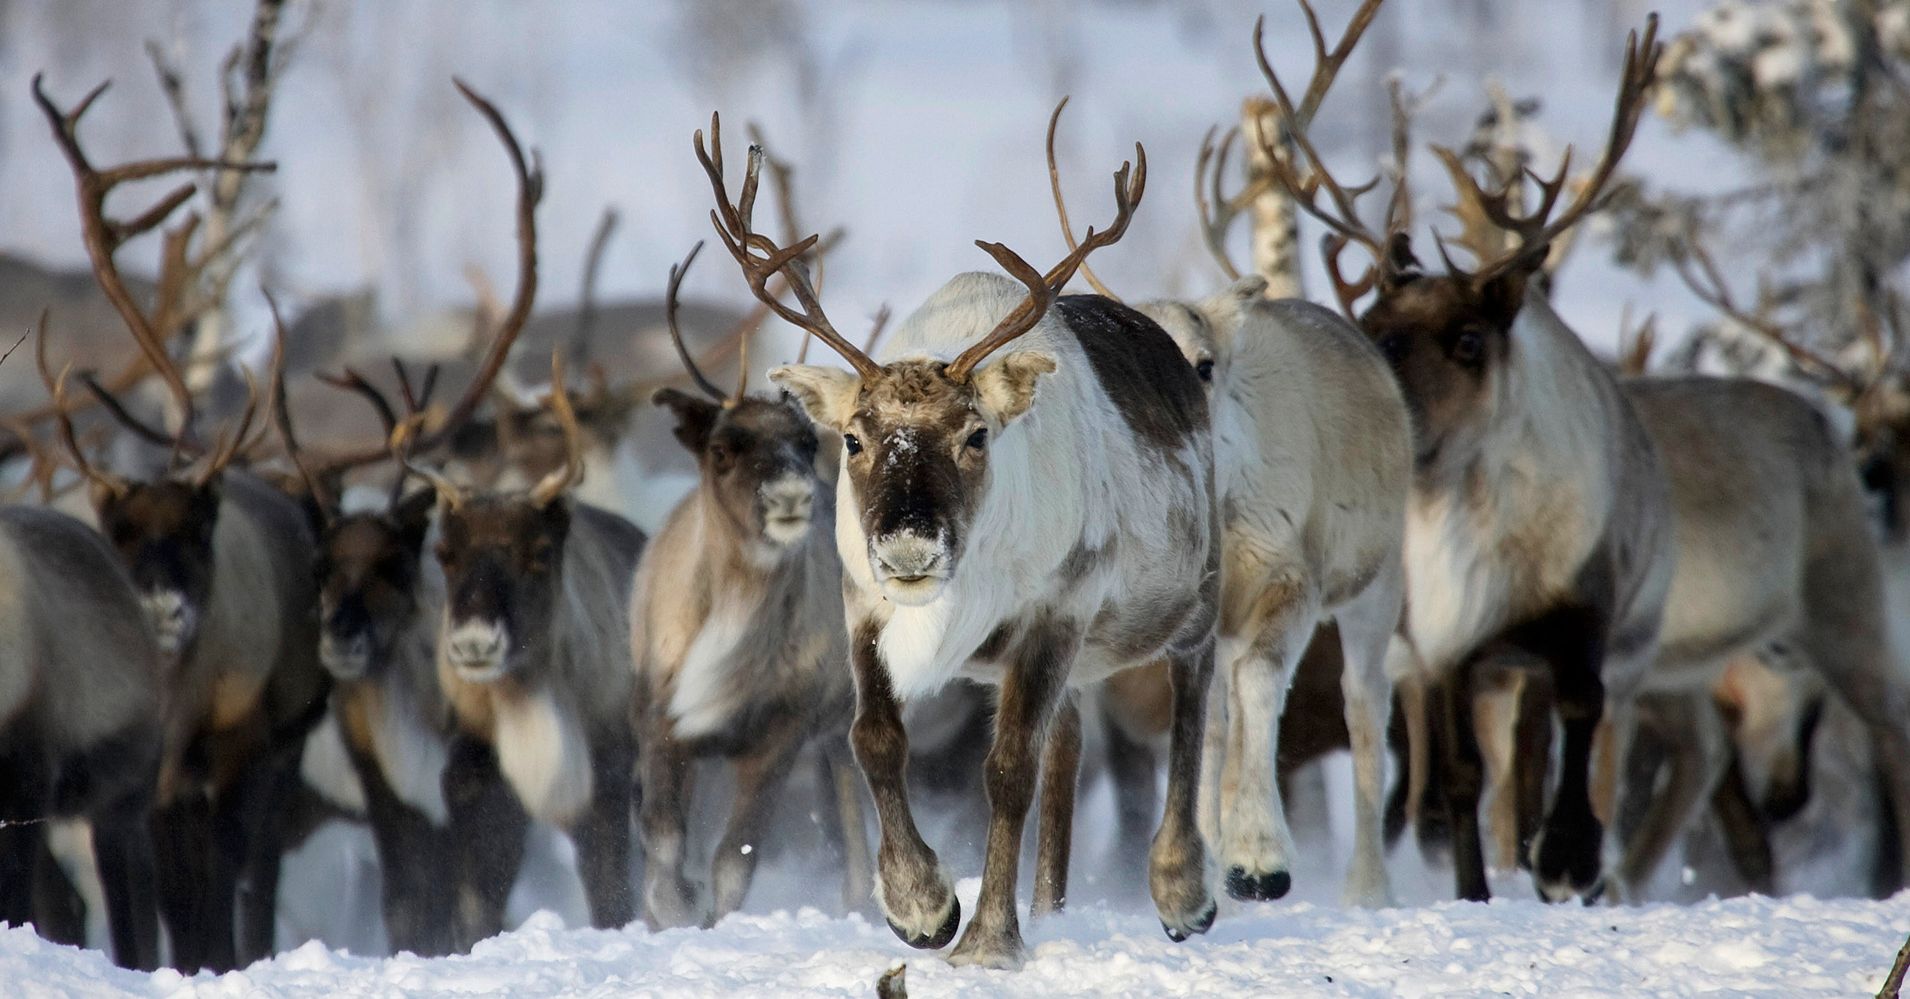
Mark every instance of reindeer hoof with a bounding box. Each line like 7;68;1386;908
1224;867;1291;902
1161;900;1217;942
889;899;960;950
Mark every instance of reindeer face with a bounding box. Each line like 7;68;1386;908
95;478;221;658
772;354;1053;606
315;490;434;682
655;391;823;554
1142;276;1268;391
434;496;569;683
498;390;634;487
1358;270;1525;468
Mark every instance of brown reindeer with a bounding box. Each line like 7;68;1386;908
628;241;869;929
1261;15;1676;902
33;73;329;968
403;345;646;935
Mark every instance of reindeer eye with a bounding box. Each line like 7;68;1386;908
1195;358;1215;383
966;428;988;451
1451;329;1485;365
843;433;863;456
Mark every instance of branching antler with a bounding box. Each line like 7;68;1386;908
35;311;130;499
318;79;542;471
665;241;729;404
526;350;583;508
1429;15;1661;284
1672;225;1867;396
1046;97;1120;299
32;72;277;449
697;113;879;379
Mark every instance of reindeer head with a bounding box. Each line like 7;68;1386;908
416;351;584;684
313;489;437;682
684;113;1143;604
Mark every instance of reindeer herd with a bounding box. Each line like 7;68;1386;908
3;0;1909;979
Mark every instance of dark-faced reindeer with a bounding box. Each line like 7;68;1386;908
1262;17;1676;902
694;115;1219;968
404;346;646;935
34;77;330;968
0;503;164;970
628;241;868;929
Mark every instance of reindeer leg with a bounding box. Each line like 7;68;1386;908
1031;696;1083;917
710;717;806;923
1615;692;1729;901
442;733;528;950
1709;748;1776;896
947;619;1074;970
848;618;956;952
345;739;456;957
1218;578;1320;902
92;788;161;971
1517;606;1611;904
572;735;636;930
151;792;216;971
1101;692;1160;885
637;729;698;930
1152;622;1218;943
1335;564;1401;907
816;733;873;915
1512;665;1556;868
1432;662;1490;901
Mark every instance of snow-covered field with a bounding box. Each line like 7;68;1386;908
7;892;1907;997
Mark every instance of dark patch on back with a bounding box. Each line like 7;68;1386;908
1056;296;1208;452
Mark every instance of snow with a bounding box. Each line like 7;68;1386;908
4;893;1906;997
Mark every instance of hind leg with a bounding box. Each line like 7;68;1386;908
92;792;160;970
1334;564;1401;907
1217;574;1320;902
1151;631;1218;943
709;720;805;924
1614;691;1730;901
1031;697;1083;916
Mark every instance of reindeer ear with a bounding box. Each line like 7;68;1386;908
973;350;1057;426
767;365;860;431
652;388;721;453
1380;233;1424;292
1226;275;1269;302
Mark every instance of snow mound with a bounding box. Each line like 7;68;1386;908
6;893;1907;997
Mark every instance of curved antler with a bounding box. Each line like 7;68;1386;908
1429;15;1661;284
665;241;728;403
945;137;1145;382
36;312;130;499
696;113;881;380
527;350;583;508
1045;97;1119;300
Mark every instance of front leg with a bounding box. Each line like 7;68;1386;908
573;734;637;929
710;712;808;921
948;616;1076;970
637;727;699;930
849;618;957;951
442;733;529;950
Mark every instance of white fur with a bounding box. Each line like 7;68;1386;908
371;682;451;825
301;714;368;815
666;598;756;740
140;588;194;658
442;618;510;682
493;687;593;825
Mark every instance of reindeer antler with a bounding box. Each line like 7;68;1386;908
35;312;130;499
1429;15;1661;284
312;80;541;472
665;240;730;405
1251;14;1412;317
1045;97;1120;299
527;350;583;508
697;113;881;380
32;73;277;451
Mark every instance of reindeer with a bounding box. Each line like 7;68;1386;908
627;241;869;929
0;502;164;970
401;344;646;935
1258;16;1675;902
33;75;330;968
259;81;548;955
692;114;1218;968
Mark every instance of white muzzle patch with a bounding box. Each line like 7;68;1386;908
141;589;195;657
871;531;951;606
318;631;373;681
443;619;510;683
759;472;816;547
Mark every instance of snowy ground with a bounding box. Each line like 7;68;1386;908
7;891;1908;997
